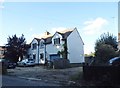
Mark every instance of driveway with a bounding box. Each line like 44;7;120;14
7;66;83;86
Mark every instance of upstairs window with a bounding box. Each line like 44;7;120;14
32;43;37;50
40;41;44;48
54;38;60;45
0;50;4;55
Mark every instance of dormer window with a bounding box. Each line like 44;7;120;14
32;43;37;50
54;38;60;45
40;41;44;48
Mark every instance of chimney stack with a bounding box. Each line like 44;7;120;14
45;31;50;35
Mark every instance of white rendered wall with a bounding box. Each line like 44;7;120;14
29;39;39;64
67;29;84;63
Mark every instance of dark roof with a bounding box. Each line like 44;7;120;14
0;46;6;48
0;46;6;50
25;44;31;48
31;29;74;45
45;37;52;44
41;36;52;44
57;31;73;39
34;38;41;42
29;38;40;45
43;30;73;44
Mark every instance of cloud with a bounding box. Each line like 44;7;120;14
82;17;108;35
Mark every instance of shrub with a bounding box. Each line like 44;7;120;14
95;44;117;65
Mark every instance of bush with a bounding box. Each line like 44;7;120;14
95;44;117;65
94;32;118;65
50;58;70;69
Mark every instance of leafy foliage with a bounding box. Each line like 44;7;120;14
95;32;117;51
5;34;27;62
94;33;118;65
95;44;117;64
57;39;68;59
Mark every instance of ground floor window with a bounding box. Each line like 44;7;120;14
27;55;30;58
33;54;36;60
40;53;44;60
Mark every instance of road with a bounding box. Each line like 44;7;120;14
1;75;61;87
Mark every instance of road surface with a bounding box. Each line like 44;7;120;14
1;75;60;87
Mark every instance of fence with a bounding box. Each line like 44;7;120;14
83;65;120;84
0;62;7;75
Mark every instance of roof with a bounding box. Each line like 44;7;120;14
25;44;31;48
43;37;52;44
0;46;6;51
51;28;73;40
31;28;75;44
34;31;53;39
34;38;41;42
33;32;53;44
36;32;53;44
57;29;73;39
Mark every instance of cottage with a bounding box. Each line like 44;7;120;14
27;28;84;64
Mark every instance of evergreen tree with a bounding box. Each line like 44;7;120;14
5;34;27;62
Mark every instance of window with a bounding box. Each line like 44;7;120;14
40;53;44;60
32;43;37;50
27;55;30;58
40;41;44;48
33;54;36;60
0;51;1;55
0;50;4;55
54;38;60;45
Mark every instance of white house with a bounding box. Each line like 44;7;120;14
27;28;84;64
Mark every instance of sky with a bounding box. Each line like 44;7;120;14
0;1;119;54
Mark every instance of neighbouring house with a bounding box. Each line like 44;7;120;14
0;46;6;59
26;28;84;64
